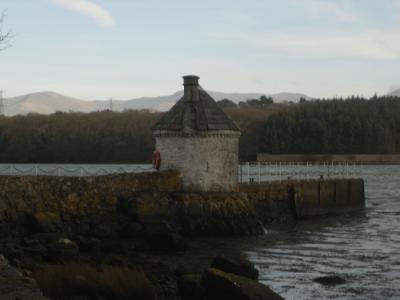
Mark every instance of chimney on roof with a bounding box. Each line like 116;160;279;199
183;75;200;103
152;75;241;192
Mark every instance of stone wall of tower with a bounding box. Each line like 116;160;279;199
155;133;240;192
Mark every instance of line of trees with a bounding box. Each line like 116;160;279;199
0;95;399;163
217;95;274;109
0;111;158;163
254;96;400;157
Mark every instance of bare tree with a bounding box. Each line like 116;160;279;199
0;12;12;51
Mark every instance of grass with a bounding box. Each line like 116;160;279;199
34;264;156;300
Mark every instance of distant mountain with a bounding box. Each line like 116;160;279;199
389;89;400;97
3;90;309;116
119;91;309;111
4;92;104;116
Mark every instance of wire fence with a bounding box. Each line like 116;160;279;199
0;164;154;177
0;162;363;181
239;161;363;184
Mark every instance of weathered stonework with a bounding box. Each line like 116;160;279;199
152;75;241;192
155;133;240;192
0;172;364;239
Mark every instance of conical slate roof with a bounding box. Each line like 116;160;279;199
152;76;240;132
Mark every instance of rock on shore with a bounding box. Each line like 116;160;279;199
0;255;48;300
177;254;284;300
202;268;284;300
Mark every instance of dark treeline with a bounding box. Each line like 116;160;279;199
254;96;400;158
0;111;159;163
218;95;274;108
0;95;399;163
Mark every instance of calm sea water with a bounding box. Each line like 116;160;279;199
245;165;400;299
176;165;400;300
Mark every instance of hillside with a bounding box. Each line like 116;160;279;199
3;90;309;116
389;89;400;97
4;92;103;115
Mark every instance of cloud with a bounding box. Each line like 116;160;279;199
212;0;399;60
297;0;360;23
51;0;115;27
213;29;400;60
389;0;400;9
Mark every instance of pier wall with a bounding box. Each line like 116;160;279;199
0;173;364;239
239;178;365;219
298;179;365;217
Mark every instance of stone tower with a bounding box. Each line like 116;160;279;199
152;75;241;192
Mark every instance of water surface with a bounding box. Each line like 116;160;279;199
248;165;400;299
184;165;400;299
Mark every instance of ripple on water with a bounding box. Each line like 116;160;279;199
245;165;400;300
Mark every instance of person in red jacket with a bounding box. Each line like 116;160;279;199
152;149;161;170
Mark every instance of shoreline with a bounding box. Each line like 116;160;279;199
0;172;365;299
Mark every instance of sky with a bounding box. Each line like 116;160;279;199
0;0;400;100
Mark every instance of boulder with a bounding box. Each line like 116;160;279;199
47;238;80;261
175;267;204;300
143;221;186;252
0;239;23;260
211;254;259;280
20;234;58;260
91;223;116;239
32;212;62;233
118;221;143;238
313;275;346;286
201;268;284;300
22;243;48;259
177;273;204;300
76;236;101;252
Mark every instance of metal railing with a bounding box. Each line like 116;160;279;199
0;164;154;177
0;162;362;181
239;161;363;184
